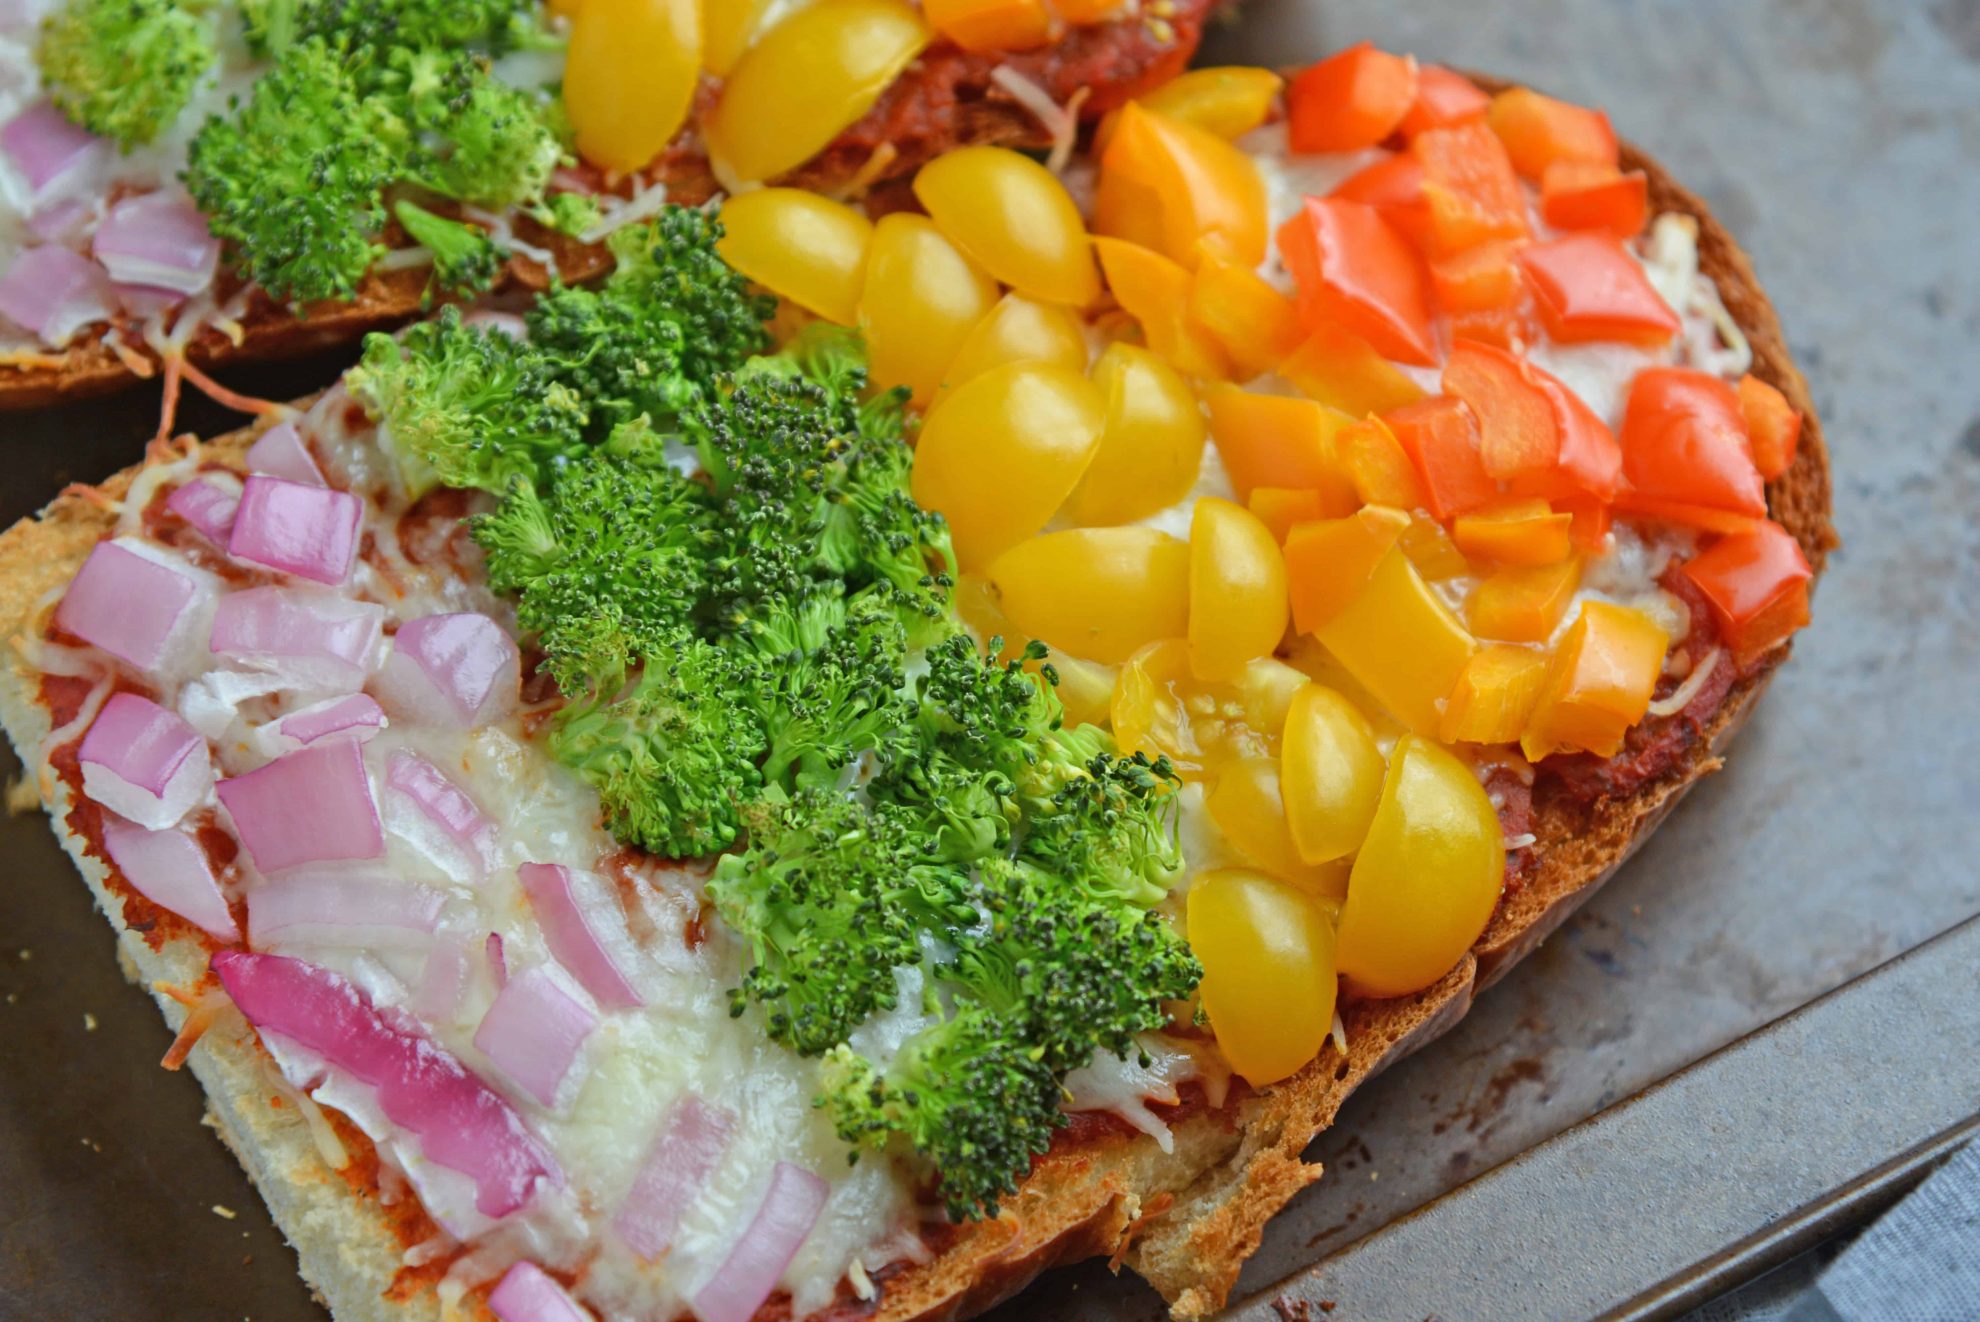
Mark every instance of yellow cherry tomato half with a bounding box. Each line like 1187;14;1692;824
858;213;999;407
1336;734;1506;998
564;0;701;174
985;527;1188;665
1066;343;1208;526
933;293;1090;404
914;146;1103;307
1188;497;1290;682
1188;868;1339;1086
953;573;1119;727
912;362;1106;570
705;0;931;184
1206;757;1352;900
1112;640;1307;777
716;189;873;326
1280;683;1386;865
703;0;770;76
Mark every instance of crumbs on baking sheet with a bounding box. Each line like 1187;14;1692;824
213;1204;238;1220
83;1012;97;1031
6;776;39;814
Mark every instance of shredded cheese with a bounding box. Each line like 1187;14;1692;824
988;66;1085;175
1646;647;1722;718
578;176;676;244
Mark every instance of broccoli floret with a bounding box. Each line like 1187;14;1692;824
391;200;502;295
296;0;543;54
396;50;562;210
531;190;602;239
239;0;302;55
1016;725;1186;910
742;593;912;794
38;0;214;150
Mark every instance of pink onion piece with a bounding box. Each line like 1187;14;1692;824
487;1262;592;1322
411;932;474;1023
245;421;325;486
613;1095;737;1260
693;1163;831;1322
113;282;184;319
56;540;203;673
210;950;561;1216
385;750;494;871
375;614;520;731
227;476;363;585
28;197;91;243
473;966;596;1108
517;864;642;1012
101;818;237;940
247;872;444;949
209;586;384;687
0;244;114;345
486;932;509;987
1;101;102;193
165;477;241;545
270;693;386;752
93;191;219;296
215;740;383;874
78;693;211;830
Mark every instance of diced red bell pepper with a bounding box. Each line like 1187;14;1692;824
1541;161;1649;238
1445;340;1622;501
1411;121;1529;256
1737;372;1802;480
1429;240;1524;313
1286;42;1419;153
1555;492;1612;553
1615;367;1768;528
1332;154;1430;249
1384;395;1497;520
1487;87;1619;181
1447;303;1539;351
1517;234;1680;347
1677;519;1813;664
1397;65;1491;139
1277;197;1437;366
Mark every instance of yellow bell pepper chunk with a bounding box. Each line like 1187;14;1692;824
1452;498;1575;566
856;213;999;408
716;189;873;326
952;573;1118;727
1280;683;1386;865
914;146;1102;307
1202;388;1357;507
1188;251;1305;381
705;0;931;184
1188;497;1289;681
1281;505;1410;636
1338;416;1430;510
1189;868;1339;1086
1468;557;1582;642
564;0;701;174
912;362;1106;570
1094;103;1270;269
985;527;1188;664
1278;322;1427;418
1206;757;1352;899
1337;734;1505;997
1440;644;1550;744
1522;601;1669;759
1096;66;1286;155
1398;512;1472;582
1111;640;1306;777
1247;486;1332;544
703;0;770;76
1093;237;1234;381
1312;547;1479;735
1066;343;1208;526
932;292;1090;405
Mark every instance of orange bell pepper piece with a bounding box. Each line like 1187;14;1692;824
1517;234;1680;347
1093;236;1235;381
1541;161;1649;238
1384;395;1497;520
1338;416;1429;510
1412;121;1529;256
1332;154;1431;250
1095;102;1269;269
1429;240;1524;313
1517;368;1624;503
1283;505;1411;635
1397;511;1471;581
1677;519;1813;664
1487;87;1619;182
1189;251;1305;381
1096;66;1285;155
1467;557;1582;642
1286;42;1418;152
1204;388;1358;506
1440;643;1550;744
1614;367;1768;530
1311;545;1478;735
1444;339;1623;502
1277;197;1437;366
1249;486;1335;543
924;0;1055;51
1052;0;1126;18
1452;498;1574;566
1278;322;1428;418
1737;373;1802;480
1556;492;1613;553
1521;601;1668;760
1398;65;1491;139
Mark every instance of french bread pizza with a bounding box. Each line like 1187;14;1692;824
0;43;1835;1322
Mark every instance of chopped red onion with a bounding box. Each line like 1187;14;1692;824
208;586;384;687
245;421;325;486
375;613;519;731
266;693;386;753
215;740;383;874
693;1163;831;1322
227;476;363;585
411;932;474;1022
28;197;91;243
517;864;642;1012
56;540;205;673
113;282;185;319
178;668;292;743
613;1095;737;1260
165;477;241;545
487;1262;592;1322
473;966;596;1108
248;872;444;949
93;191;219;296
101;818;237;940
210;950;561;1216
385;750;495;876
1;101;102;193
0;244;114;345
78;693;211;830
486;932;509;987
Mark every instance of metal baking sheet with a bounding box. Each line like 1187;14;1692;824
4;2;1978;1318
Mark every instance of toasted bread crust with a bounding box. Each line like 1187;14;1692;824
0;110;1835;1322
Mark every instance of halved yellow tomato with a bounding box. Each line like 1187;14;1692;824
1188;868;1339;1086
716;189;873;325
857;213;999;407
565;0;701;174
914;146;1102;306
1111;639;1307;777
985;528;1188;665
1187;497;1289;681
1279;683;1386;865
1205;757;1353;899
1065;343;1207;526
932;293;1090;404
